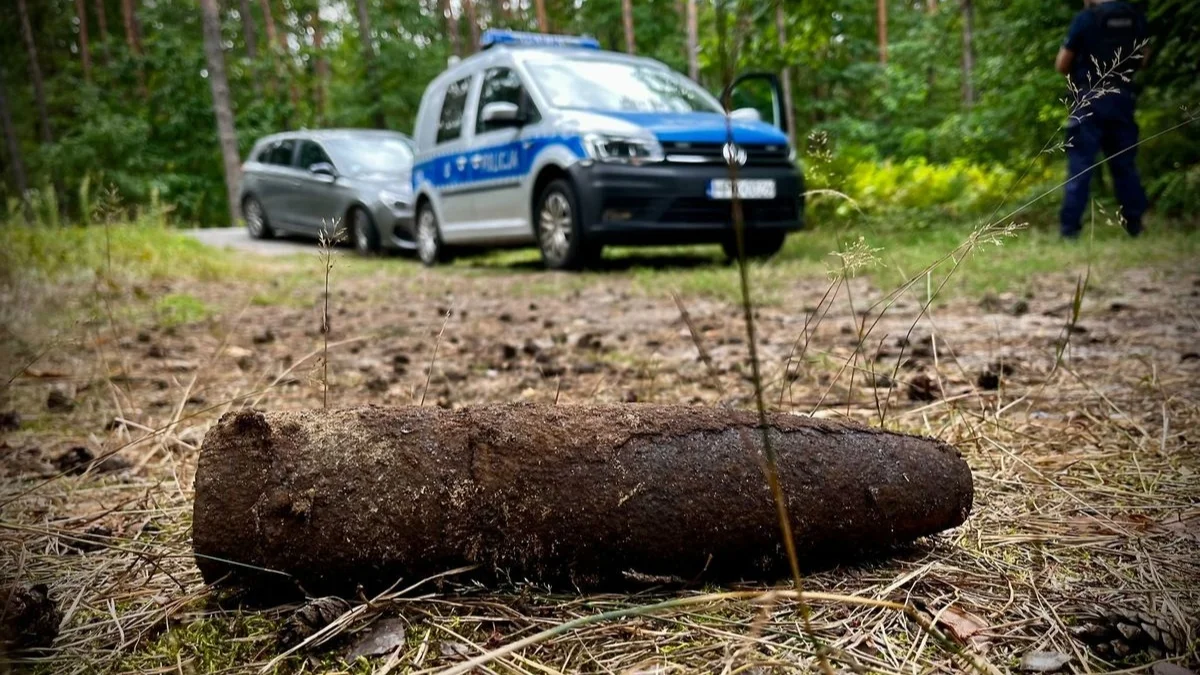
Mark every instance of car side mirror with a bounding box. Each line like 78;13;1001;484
309;162;338;178
481;101;523;127
730;107;762;122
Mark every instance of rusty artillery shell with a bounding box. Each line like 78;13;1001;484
193;404;972;593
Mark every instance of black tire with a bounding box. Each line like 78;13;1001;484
350;207;380;256
243;196;274;240
534;179;598;271
415;203;451;267
722;231;786;261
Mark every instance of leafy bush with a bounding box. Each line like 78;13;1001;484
803;142;1053;220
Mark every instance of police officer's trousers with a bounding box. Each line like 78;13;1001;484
1060;90;1148;238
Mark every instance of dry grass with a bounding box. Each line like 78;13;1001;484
2;235;1197;672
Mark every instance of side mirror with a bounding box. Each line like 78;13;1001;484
481;101;522;126
309;162;337;178
730;107;762;122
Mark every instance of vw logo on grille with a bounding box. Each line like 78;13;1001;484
722;142;748;166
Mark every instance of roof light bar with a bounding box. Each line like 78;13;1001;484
480;29;600;50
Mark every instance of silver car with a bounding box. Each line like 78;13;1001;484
239;129;416;255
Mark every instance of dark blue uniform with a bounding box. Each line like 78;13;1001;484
1060;1;1148;238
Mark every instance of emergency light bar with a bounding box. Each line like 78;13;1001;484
480;29;600;50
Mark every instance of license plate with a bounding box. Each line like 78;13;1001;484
707;179;776;200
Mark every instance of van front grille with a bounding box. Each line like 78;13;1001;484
662;142;792;167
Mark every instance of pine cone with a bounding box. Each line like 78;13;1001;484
1071;607;1192;660
0;583;62;654
277;596;353;648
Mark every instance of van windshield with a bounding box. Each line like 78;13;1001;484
527;59;722;114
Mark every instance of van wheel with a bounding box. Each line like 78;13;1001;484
351;207;380;256
416;204;450;266
244;197;273;240
535;179;597;270
722;232;786;261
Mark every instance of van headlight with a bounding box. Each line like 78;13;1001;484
582;133;664;164
378;188;411;212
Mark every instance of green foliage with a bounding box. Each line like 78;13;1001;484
802;140;1054;221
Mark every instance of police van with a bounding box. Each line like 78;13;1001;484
411;30;804;269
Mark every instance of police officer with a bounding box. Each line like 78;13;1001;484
1055;0;1148;239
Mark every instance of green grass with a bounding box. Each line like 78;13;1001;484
154;293;212;327
4;213;1194;309
446;214;1198;304
108;613;289;674
0;221;247;285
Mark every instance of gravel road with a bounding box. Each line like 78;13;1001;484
183;227;321;256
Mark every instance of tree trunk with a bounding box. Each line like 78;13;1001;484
462;0;480;52
353;0;386;128
199;0;242;228
193;405;973;594
238;0;261;95
0;72;30;205
311;9;328;126
686;0;699;80
534;0;548;33
120;0;144;57
925;0;937;98
75;0;93;84
120;0;148;97
257;0;285;103
16;0;53;144
239;0;258;60
272;0;302;114
775;1;795;147
961;0;976;108
622;0;635;54
94;0;111;65
489;0;511;23
876;0;888;65
258;0;278;48
441;0;461;58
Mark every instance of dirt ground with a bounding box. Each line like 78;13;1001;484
1;249;1198;673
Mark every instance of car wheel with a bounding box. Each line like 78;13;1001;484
416;204;449;267
244;197;273;240
351;207;380;256
535;179;597;270
722;231;786;261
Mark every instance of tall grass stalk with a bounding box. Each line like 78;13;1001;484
715;2;834;673
318;221;345;409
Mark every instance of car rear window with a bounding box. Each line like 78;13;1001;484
266;140;296;166
436;77;472;145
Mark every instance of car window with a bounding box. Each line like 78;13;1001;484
436;77;472;145
267;139;297;166
475;68;540;134
298;141;332;170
